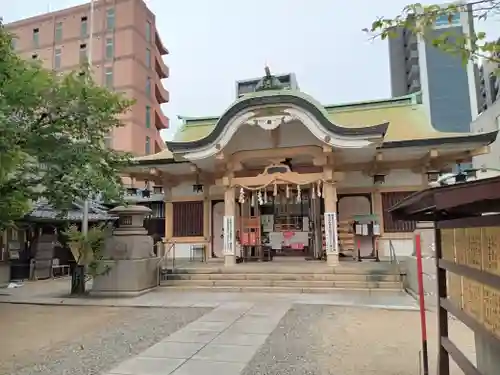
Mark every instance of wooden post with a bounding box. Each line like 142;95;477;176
203;186;210;260
163;185;173;242
416;234;430;375
435;227;450;375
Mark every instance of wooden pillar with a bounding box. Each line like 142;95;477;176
223;187;236;266
163;184;173;242
372;189;384;234
203;186;211;259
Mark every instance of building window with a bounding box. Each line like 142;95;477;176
105;67;113;88
105;37;114;60
55;22;63;42
33;28;39;48
172;201;204;237
145;77;151;96
145;136;151;154
145;106;151;128
146;22;151;42
146;48;151;68
31;53;38;60
381;191;417;232
80;16;88;37
54;48;61;69
106;8;115;30
79;43;87;63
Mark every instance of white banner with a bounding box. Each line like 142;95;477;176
223;215;235;255
324;212;338;254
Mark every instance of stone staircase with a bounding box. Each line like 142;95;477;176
160;261;405;294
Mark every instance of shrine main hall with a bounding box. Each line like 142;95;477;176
126;70;497;266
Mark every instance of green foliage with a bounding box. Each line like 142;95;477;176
64;224;112;277
0;20;135;230
365;1;500;69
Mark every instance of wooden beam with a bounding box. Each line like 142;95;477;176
322;144;332;154
418;149;439;167
366;151;384;176
230;145;323;166
469;145;490;157
215;151;225;160
231;172;325;188
270;128;280;148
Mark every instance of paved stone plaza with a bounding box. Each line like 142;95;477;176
0;277;418;309
1;279;475;375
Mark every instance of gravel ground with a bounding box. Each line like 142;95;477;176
0;304;211;375
242;305;475;375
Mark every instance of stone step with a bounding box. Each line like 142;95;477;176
161;279;403;289
338;234;354;240
171;264;401;275
166;272;402;282
160;285;408;295
339;238;355;247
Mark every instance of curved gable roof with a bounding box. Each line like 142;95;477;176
166;90;389;152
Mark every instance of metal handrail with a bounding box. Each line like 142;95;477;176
389;239;399;266
158;240;176;270
156;240;175;286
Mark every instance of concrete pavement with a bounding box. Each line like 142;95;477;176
1;279;421;375
0;278;418;311
105;302;291;375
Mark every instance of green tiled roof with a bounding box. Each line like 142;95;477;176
173;91;466;143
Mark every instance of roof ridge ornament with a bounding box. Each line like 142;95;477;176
255;66;284;92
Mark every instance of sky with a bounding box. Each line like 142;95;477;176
4;0;500;141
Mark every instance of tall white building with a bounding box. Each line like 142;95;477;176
388;2;479;132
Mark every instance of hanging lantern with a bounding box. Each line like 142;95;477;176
312;185;316;199
317;181;322;198
257;190;263;205
296;184;301;203
286;184;290;199
251;193;255;207
273;183;278;196
238;187;245;203
264;190;268;204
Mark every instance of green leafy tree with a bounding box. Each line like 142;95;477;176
0;20;133;230
366;1;500;67
64;224;112;294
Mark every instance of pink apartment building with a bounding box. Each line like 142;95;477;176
6;0;169;156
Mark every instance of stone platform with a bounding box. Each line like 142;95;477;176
161;258;405;294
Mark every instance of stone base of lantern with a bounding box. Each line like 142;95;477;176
91;257;160;297
90;205;159;297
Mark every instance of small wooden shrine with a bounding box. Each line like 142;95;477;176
390;176;500;375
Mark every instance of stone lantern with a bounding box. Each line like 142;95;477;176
91;205;159;297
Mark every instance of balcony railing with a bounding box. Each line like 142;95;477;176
155;109;169;130
155;56;169;79
155;83;169;104
155;31;169;55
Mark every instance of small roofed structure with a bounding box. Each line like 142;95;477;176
389;176;500;221
1;200;115;282
389;177;500;375
26;200;116;222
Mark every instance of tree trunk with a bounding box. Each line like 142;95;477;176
71;264;86;295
